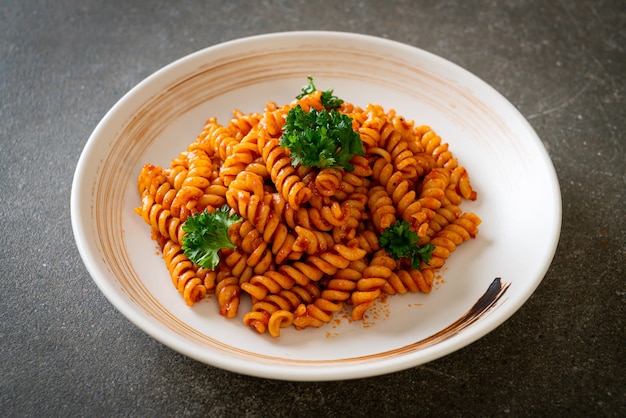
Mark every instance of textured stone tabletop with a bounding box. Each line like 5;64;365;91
1;0;624;416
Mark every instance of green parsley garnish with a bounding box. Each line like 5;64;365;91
181;205;241;270
296;76;344;111
280;105;364;171
379;220;435;270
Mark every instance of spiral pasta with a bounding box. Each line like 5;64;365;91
135;87;481;337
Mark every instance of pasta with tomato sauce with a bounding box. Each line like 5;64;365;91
134;80;480;337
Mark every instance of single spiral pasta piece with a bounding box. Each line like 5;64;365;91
197;118;240;161
427;189;463;237
215;275;241;318
257;103;285;138
417;126;444;157
417;126;477;201
182;149;214;190
332;187;369;242
260;136;312;210
196;267;217;292
161;238;206;306
136;163;162;196
220;129;262;186
267;310;294;338
358;104;385;149
417;167;451;216
371;161;425;228
228;109;262;140
350;250;396;320
451;165;477;201
383;268;436;294
242;310;271;334
155;171;181;210
380;117;420;180
368;185;396;232
134;168;188;245
166;149;214;221
311;168;343;196
145;198;184;244
428;212;481;268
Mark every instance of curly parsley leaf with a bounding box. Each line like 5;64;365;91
379;220;435;270
296;75;344;111
320;89;344;111
296;76;316;99
181;205;241;270
280;105;364;171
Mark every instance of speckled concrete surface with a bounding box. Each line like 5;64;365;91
1;0;624;416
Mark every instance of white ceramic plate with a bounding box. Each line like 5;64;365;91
71;31;561;381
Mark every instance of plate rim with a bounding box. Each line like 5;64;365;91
71;30;562;381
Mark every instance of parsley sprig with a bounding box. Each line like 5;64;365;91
181;206;241;270
280;105;364;171
379;220;435;270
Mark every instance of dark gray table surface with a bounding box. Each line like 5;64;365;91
1;0;624;416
